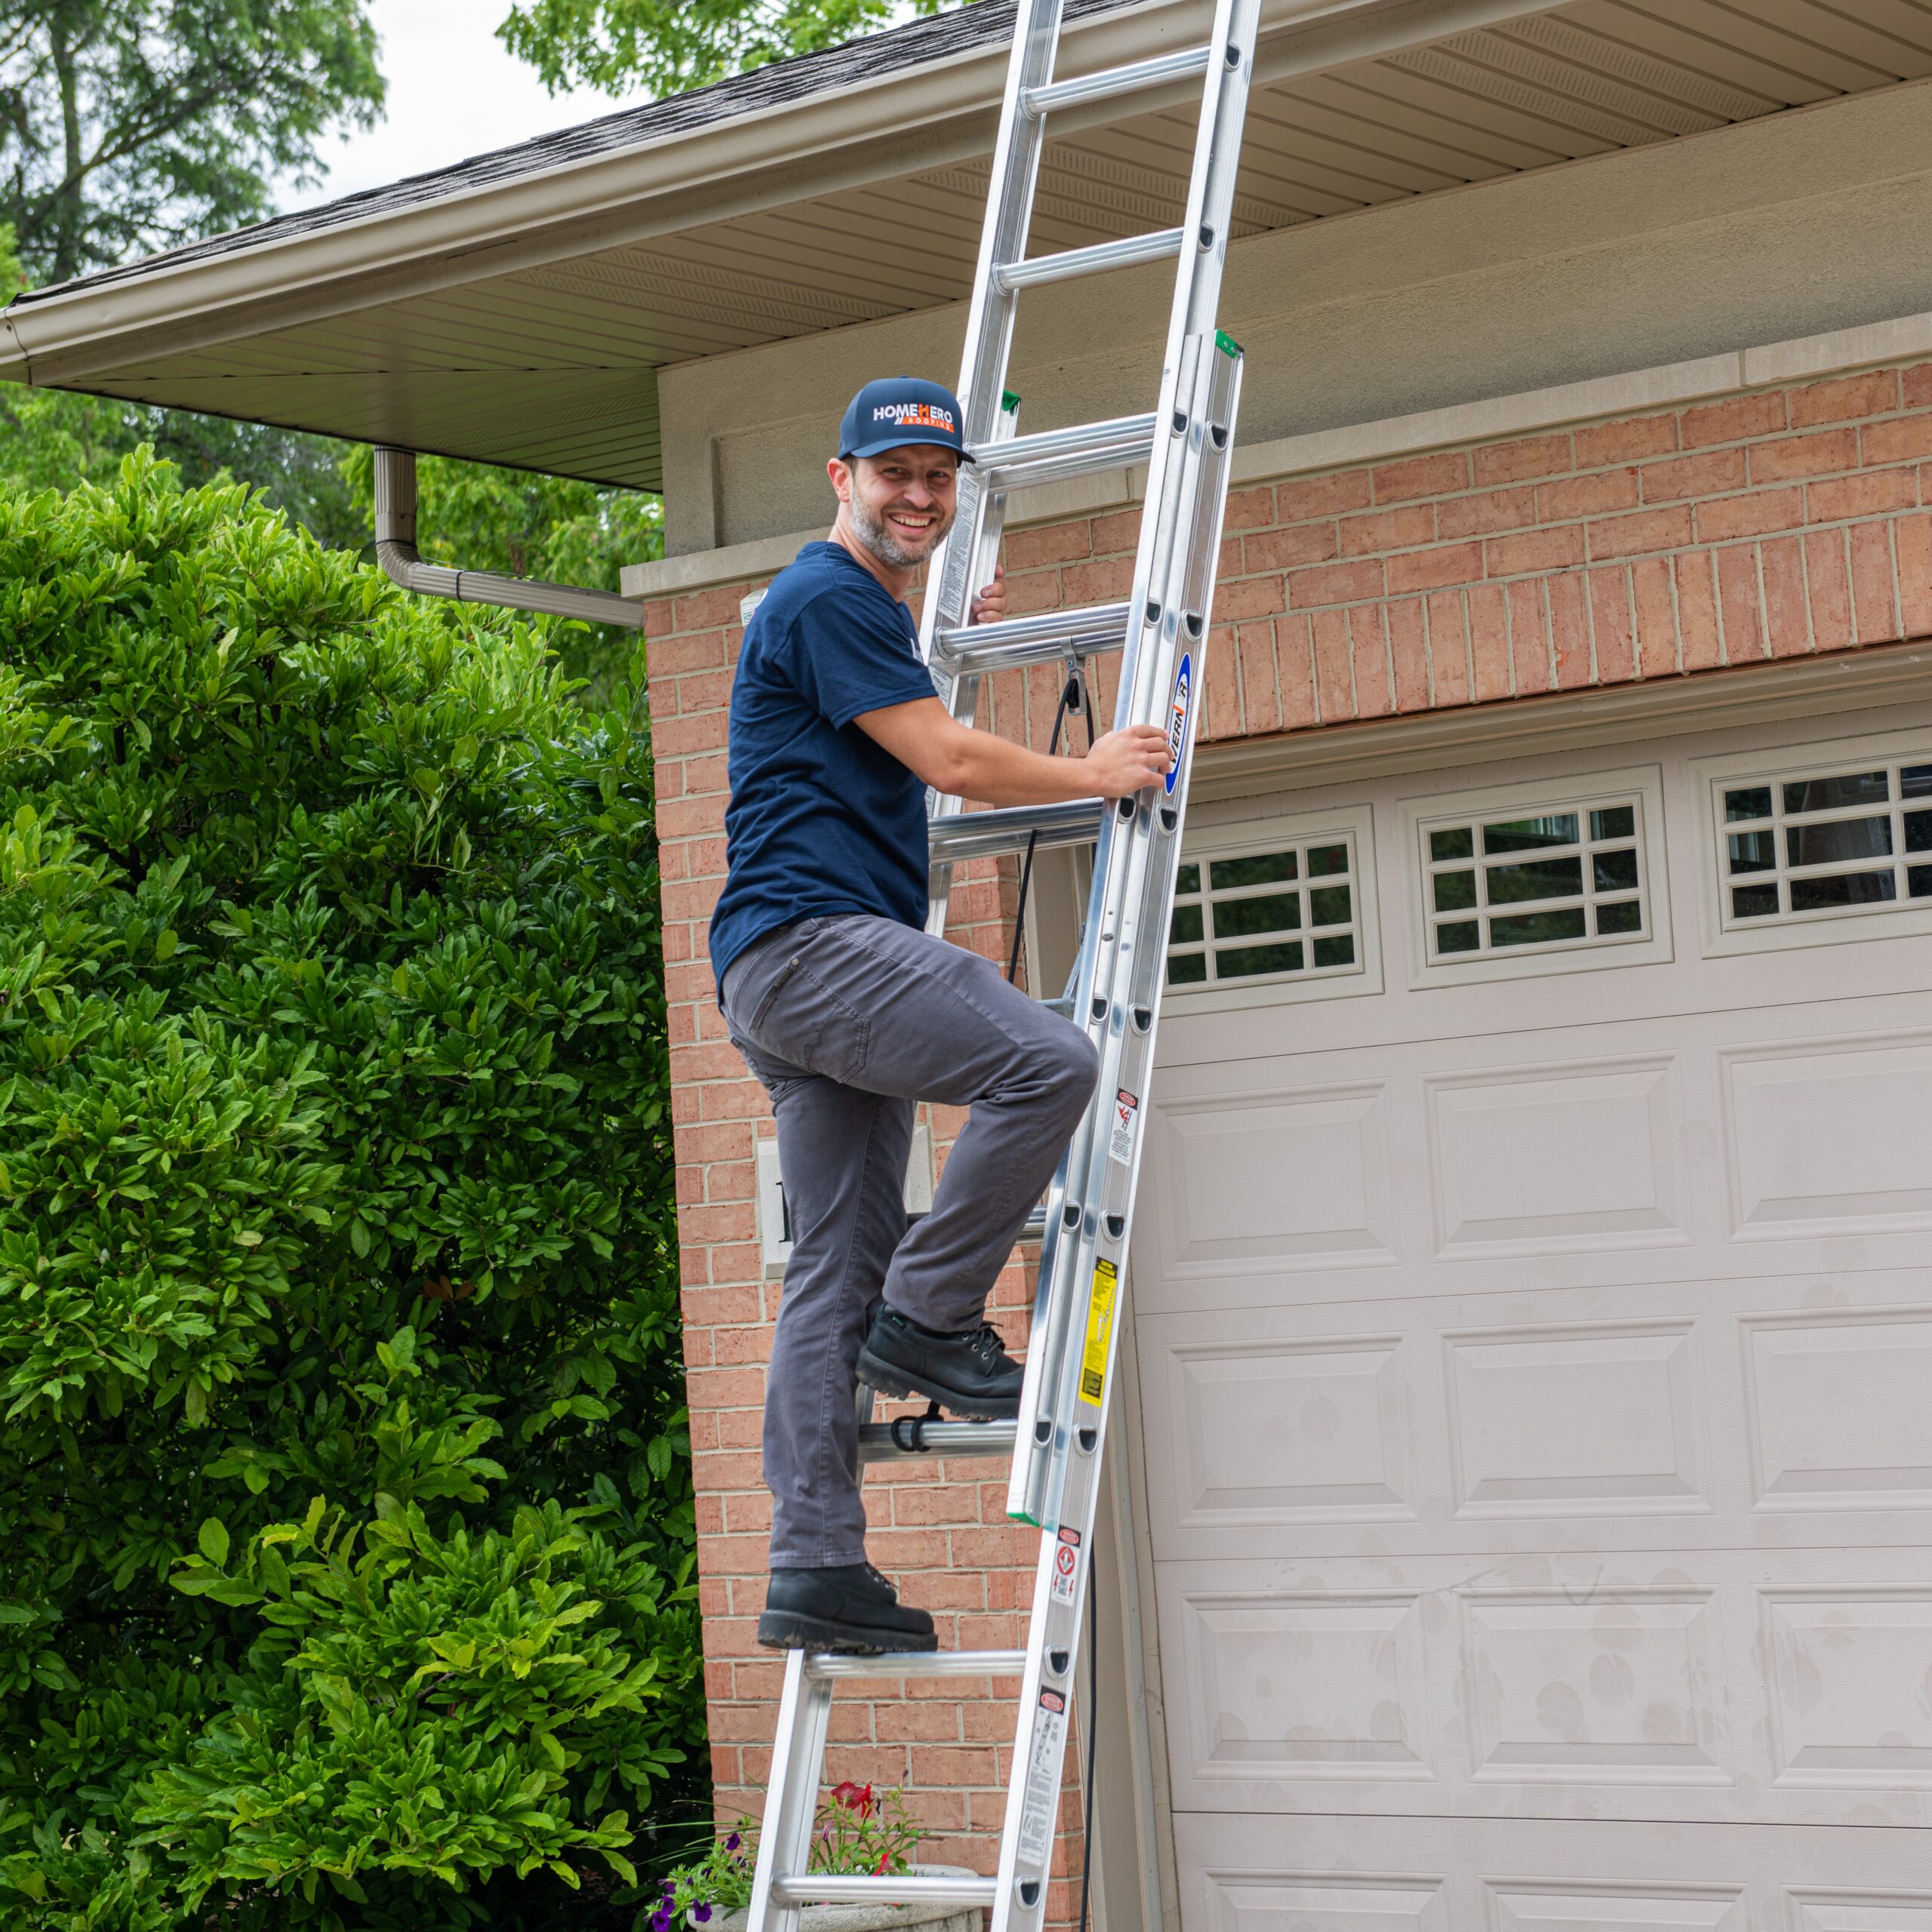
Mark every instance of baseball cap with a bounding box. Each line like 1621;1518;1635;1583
838;377;973;463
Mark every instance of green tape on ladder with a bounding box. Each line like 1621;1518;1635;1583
1003;389;1023;412
1215;328;1244;358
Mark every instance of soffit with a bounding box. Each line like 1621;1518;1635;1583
7;0;1930;494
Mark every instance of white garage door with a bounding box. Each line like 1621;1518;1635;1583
1133;705;1932;1932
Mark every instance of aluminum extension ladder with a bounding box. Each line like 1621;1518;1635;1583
748;2;1257;1927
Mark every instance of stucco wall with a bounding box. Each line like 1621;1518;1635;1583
657;78;1932;556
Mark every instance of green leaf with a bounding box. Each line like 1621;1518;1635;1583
198;1518;231;1567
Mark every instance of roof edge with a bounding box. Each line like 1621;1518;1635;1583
5;0;1502;389
5;0;1188;383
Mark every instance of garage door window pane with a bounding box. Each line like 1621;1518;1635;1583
1785;770;1887;813
1595;849;1640;893
1211;891;1300;938
1484;814;1578;854
1491;908;1587;946
1420;793;1647;965
1789;870;1897;912
1217;940;1303;977
1210;851;1295;890
1487;856;1583;903
1169;833;1363;991
1712;752;1932;931
1786;817;1891;866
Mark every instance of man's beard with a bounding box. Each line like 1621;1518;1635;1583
850;490;955;570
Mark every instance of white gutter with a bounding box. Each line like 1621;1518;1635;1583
373;448;644;628
0;0;1565;392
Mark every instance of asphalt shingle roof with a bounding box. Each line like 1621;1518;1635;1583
18;0;1141;305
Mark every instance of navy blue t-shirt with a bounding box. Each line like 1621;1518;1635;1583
709;543;938;992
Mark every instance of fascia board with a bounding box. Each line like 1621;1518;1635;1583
7;0;1564;391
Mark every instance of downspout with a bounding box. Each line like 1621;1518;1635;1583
372;446;645;628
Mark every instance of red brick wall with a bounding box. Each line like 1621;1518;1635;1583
643;355;1932;1901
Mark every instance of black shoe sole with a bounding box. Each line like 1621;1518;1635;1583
757;1608;939;1654
855;1345;1021;1422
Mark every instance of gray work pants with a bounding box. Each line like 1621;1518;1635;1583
720;913;1099;1570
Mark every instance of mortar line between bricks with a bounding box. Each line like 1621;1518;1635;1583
1457;587;1475;702
1887;517;1906;641
1754;542;1771;662
1420;593;1436;710
1583;561;1601;685
1665;551;1684;675
1702;551;1726;669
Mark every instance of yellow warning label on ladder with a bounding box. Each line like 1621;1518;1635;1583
1080;1257;1118;1402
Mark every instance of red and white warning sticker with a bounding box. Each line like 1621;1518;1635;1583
1109;1087;1139;1164
1017;1687;1069;1866
1050;1525;1081;1606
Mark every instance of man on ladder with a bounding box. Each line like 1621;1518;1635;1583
710;375;1172;1657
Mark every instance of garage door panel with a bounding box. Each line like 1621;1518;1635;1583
1423;1054;1689;1260
1137;1267;1932;1560
1154;1549;1932;1826
1134;995;1932;1318
1718;1032;1932;1241
1174;1814;1932;1932
1146;1079;1398;1278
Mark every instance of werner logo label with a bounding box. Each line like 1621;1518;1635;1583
872;401;957;434
1164;652;1192;796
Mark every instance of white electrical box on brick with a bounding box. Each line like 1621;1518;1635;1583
755;1122;934;1278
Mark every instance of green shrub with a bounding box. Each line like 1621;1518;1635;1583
0;453;700;1930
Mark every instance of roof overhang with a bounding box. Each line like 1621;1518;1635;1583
6;0;1926;493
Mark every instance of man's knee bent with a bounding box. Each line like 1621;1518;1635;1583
1042;1024;1100;1120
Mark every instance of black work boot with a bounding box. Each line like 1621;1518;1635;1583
758;1563;937;1653
857;1305;1024;1420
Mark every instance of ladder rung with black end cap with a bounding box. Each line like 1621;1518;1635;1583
747;4;1258;1929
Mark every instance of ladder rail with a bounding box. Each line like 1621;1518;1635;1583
745;1648;833;1932
1007;0;1259;1531
924;392;1021;937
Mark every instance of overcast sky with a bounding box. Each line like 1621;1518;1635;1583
286;0;626;210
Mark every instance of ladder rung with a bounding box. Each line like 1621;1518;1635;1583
930;599;1130;675
928;798;1102;865
992;226;1184;294
1023;1203;1048;1236
774;1875;1002;1909
804;1648;1026;1681
972;411;1158;490
858;1418;1017;1462
1022;42;1214;118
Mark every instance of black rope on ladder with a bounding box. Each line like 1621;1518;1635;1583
1007;663;1098;985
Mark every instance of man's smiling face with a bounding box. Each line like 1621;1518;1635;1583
834;444;960;571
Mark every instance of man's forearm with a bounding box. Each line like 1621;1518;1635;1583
946;726;1097;808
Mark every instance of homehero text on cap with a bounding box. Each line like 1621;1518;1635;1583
838;377;974;464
